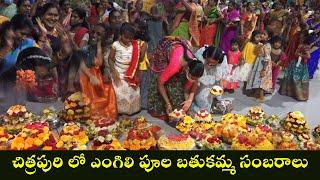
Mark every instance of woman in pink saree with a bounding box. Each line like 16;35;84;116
220;2;240;53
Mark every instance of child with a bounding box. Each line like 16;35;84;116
222;38;241;93
246;30;273;102
240;30;262;94
16;47;58;103
134;20;150;110
279;33;311;101
108;23;141;115
270;36;287;91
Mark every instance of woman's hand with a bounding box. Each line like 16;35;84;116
36;18;48;34
165;103;173;115
181;99;192;112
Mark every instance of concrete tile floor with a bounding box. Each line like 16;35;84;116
1;70;319;135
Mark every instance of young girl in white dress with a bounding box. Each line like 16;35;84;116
108;23;142;115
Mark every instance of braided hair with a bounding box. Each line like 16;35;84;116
180;41;204;78
202;45;225;64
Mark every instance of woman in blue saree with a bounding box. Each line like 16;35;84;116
307;10;320;79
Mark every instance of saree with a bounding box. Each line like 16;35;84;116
220;9;240;53
267;9;287;36
240;12;258;48
199;6;219;47
307;19;320;79
191;47;228;113
147;3;165;51
285;19;301;65
148;38;191;120
80;64;117;120
279;61;309;101
171;2;200;47
280;45;310;101
73;27;89;47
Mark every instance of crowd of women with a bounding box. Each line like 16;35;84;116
0;0;319;120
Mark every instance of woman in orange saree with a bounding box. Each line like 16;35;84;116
79;24;117;120
240;2;258;48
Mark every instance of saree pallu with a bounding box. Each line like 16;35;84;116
80;67;118;119
285;32;300;64
171;21;190;41
74;27;89;47
240;13;258;48
148;71;187;120
200;23;217;46
214;22;223;48
220;26;238;53
147;20;165;51
285;20;300;63
279;61;309;101
171;2;200;47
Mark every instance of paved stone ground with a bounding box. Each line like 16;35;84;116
1;70;320;135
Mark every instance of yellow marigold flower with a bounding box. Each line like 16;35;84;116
56;141;64;148
0;137;8;142
42;146;53;150
132;139;140;145
34;138;44;147
183;116;193;124
60;135;72;142
11;136;25;149
204;123;212;130
31;129;39;134
37;132;49;141
24;137;35;149
0;127;4;135
20;132;28;138
43;126;49;133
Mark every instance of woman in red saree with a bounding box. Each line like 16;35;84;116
285;10;305;65
199;0;223;47
70;7;89;48
79;24;117;119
